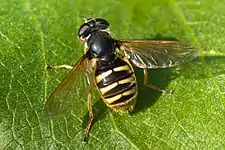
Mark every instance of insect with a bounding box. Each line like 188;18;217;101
45;17;198;142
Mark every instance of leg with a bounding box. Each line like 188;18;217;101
83;79;95;143
143;68;173;94
46;64;73;70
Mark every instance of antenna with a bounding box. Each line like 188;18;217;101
79;12;94;23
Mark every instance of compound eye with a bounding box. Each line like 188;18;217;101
95;18;109;30
78;23;91;38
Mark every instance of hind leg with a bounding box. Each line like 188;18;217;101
143;68;173;94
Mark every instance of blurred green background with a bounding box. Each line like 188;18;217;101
1;0;225;149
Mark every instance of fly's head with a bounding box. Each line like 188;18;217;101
78;18;109;42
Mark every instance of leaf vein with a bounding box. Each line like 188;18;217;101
0;30;21;49
109;113;140;150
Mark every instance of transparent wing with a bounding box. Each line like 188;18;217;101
118;40;198;68
45;52;96;118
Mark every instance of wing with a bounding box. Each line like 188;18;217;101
45;52;96;118
118;40;198;68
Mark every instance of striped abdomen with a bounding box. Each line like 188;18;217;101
95;57;137;113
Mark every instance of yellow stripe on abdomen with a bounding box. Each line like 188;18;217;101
105;94;122;104
113;65;130;72
122;88;136;96
118;76;135;84
99;82;118;95
96;70;112;83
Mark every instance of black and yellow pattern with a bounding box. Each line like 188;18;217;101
95;57;137;113
46;18;198;141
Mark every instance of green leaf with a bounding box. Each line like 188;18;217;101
1;0;225;149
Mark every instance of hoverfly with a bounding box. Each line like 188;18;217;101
45;18;198;142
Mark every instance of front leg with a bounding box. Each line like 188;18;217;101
83;78;95;143
46;64;73;70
